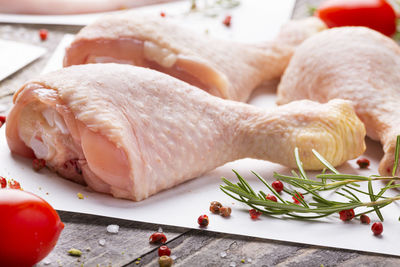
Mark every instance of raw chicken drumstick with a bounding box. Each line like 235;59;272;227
6;64;365;201
277;27;399;176
64;14;326;102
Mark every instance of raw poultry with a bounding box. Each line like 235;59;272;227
6;64;365;200
64;14;326;102
277;27;399;175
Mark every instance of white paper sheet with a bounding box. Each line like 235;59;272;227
0;39;46;82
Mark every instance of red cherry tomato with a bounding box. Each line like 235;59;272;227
315;0;397;36
0;189;64;267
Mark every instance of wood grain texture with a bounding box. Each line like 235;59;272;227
0;1;399;266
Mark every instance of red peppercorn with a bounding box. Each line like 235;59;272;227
33;158;46;171
223;15;232;27
0;176;6;188
8;179;21;189
356;158;370;169
160;12;166;17
249;209;261;220
292;192;304;204
371;222;383;235
158;245;171;257
39;29;48;41
271;181;283;193
265;194;277;202
197;215;209;227
149;232;167;244
360;214;371;224
339;209;355;221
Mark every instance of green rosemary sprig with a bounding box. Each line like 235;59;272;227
220;136;400;221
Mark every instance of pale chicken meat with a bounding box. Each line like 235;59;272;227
64;14;326;102
6;64;365;201
0;0;177;15
277;27;400;176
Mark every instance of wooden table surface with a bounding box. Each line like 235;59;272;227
1;0;399;266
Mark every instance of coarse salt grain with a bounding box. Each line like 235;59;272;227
107;224;119;234
171;255;177;260
229;262;236;267
247;258;252;263
220;251;227;258
158;226;163;233
43;258;51;265
99;239;106;246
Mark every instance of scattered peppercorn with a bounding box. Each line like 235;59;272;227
149;232;167;244
360;214;371;224
371;222;383;235
68;248;82;257
197;214;209;227
210;201;222;214
33;158;46;171
249;209;261;220
8;179;21;189
339;209;355;221
220;206;232;217
39;29;48;41
265;194;277;202
271;180;283;193
160;12;166;17
0;176;6;188
159;255;173;267
356;158;370;169
292;192;304;204
223;15;232;27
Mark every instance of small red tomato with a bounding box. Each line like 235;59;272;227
249;209;261;219
292;192;304;204
39;29;48;41
271;181;283;193
158;245;171;257
339;209;355;221
8;179;21;189
160;12;166;17
223;15;232;27
0;189;64;266
371;222;383;235
265;194;277;202
197;215;209;227
33;158;46;171
0;176;6;188
149;232;167;244
360;214;371;224
356;158;370;169
315;0;396;36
